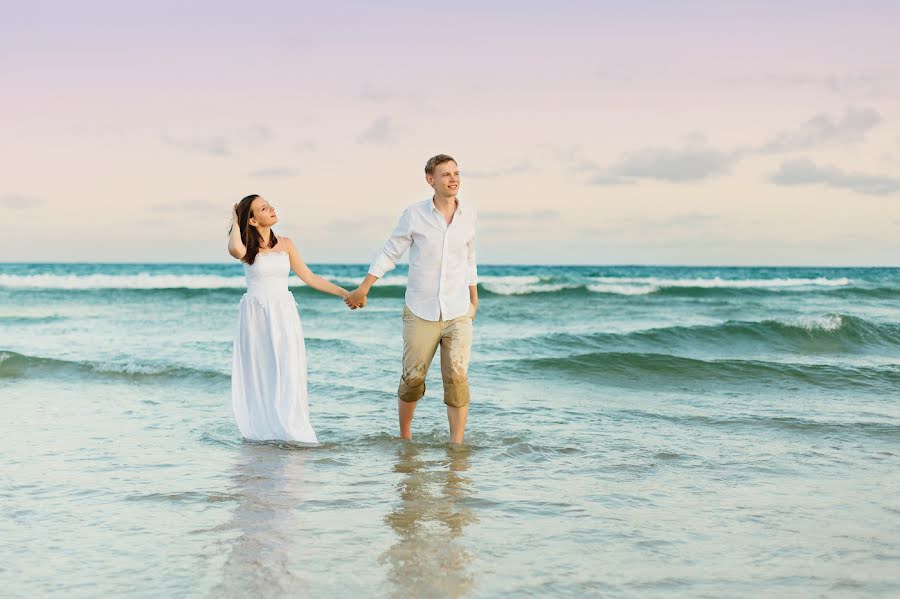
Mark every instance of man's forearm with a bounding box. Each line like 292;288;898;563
359;274;379;293
469;285;478;305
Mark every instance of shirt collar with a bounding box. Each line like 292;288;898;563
430;196;463;214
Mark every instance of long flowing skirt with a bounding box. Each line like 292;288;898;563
231;294;318;443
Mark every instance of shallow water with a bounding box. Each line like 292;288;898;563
2;264;899;597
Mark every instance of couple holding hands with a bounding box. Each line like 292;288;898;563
228;154;478;447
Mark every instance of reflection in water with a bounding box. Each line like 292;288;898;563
381;443;478;598
212;443;312;598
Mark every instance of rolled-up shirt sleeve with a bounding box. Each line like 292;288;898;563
368;208;413;278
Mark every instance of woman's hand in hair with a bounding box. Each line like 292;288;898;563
228;203;247;260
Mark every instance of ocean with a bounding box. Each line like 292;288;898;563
2;263;899;597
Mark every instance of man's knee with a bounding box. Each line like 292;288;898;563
398;374;426;403
442;374;470;408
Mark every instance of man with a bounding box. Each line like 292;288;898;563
346;154;478;445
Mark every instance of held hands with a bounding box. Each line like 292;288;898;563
344;287;368;310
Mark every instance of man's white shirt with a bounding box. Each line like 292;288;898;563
368;197;478;321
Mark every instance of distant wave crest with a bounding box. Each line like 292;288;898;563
0;350;228;383
587;276;851;296
508;350;900;391
520;314;900;357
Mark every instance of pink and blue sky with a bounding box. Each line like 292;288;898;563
2;1;899;264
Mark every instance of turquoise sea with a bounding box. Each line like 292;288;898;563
2;263;899;597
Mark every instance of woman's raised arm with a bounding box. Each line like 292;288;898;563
228;204;247;260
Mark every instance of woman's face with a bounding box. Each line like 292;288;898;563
248;197;278;227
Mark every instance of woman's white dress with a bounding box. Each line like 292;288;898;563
231;252;318;443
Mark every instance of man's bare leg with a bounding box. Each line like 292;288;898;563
447;405;469;445
398;398;418;440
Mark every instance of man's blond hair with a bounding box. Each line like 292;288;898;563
424;154;457;175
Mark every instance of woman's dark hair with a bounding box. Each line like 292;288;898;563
232;194;277;265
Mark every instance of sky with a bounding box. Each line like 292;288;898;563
2;0;899;265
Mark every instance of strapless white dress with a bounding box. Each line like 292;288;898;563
231;252;318;443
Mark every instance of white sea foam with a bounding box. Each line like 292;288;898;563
478;276;580;295
587;283;660;295
778;314;845;332
587;276;851;295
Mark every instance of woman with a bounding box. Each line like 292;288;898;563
228;194;350;443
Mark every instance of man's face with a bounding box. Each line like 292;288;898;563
427;161;460;196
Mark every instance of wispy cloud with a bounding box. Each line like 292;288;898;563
0;193;44;209
359;116;397;145
585;174;637;186
591;143;742;184
250;167;299;179
358;83;392;102
768;159;900;196
757;108;881;153
162;124;272;157
162;134;230;156
237;124;272;147
465;161;536;179
582;107;883;187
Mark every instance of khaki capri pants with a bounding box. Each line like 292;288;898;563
398;304;474;408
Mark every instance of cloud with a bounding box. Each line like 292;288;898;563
249;167;299;179
358;83;392;102
162;124;272;157
0;194;44;209
358;116;397;145
585;174;635;186
163;134;229;156
768;159;900;196
593;143;742;184
464;161;536;179
580;108;883;188
238;124;272;146
758;108;881;153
